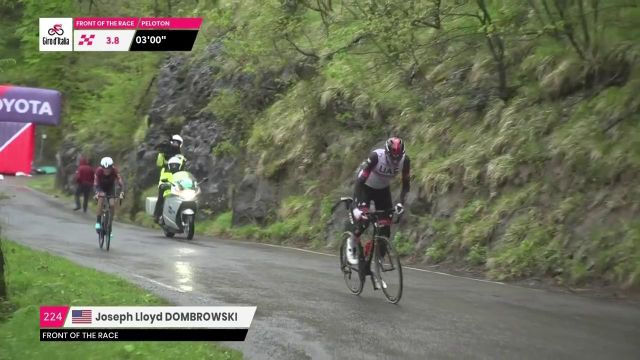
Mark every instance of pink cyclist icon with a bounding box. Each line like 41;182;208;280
48;24;64;36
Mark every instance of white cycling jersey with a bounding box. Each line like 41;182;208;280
361;149;406;189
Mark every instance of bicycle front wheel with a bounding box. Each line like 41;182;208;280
102;211;111;251
374;236;403;304
339;232;363;295
97;226;104;249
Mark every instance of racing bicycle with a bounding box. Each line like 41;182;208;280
332;197;404;304
96;194;121;251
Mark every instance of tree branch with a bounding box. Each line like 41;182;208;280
411;0;442;29
284;35;320;59
577;0;591;51
411;18;441;29
324;33;370;60
444;12;483;21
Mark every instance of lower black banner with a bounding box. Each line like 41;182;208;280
40;328;248;341
129;30;198;51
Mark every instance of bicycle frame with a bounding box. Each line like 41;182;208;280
98;195;119;217
358;211;393;288
334;196;404;303
97;195;120;250
335;197;398;289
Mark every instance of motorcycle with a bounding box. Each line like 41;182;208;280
146;171;207;240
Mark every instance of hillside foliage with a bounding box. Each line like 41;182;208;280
2;0;639;288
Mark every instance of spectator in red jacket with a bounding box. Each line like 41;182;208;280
74;157;94;212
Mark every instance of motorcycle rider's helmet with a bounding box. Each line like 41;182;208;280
171;134;183;148
385;136;405;163
100;157;114;169
167;155;183;173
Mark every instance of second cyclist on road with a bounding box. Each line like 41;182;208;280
94;157;125;231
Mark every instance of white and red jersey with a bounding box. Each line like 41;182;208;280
357;149;410;202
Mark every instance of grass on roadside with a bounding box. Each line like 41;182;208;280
0;240;242;360
26;175;83;209
25;175;63;196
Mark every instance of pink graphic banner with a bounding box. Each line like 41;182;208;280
40;306;70;328
74;17;139;29
138;17;203;29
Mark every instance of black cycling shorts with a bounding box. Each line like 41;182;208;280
350;183;393;238
354;184;392;212
95;184;116;197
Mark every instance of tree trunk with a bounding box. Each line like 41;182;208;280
0;237;6;300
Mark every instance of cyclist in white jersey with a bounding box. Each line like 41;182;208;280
347;136;411;265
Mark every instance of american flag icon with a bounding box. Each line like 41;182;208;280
71;309;92;324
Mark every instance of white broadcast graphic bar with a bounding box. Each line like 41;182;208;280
61;306;257;328
73;30;135;51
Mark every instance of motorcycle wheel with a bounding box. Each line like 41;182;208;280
184;215;195;240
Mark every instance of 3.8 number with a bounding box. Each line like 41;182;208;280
106;37;120;45
43;312;63;322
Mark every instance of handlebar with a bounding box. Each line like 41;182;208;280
330;196;403;224
95;194;123;205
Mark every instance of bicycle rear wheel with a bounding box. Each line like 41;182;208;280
374;236;403;304
339;232;364;295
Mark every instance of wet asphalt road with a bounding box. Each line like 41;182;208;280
1;177;639;360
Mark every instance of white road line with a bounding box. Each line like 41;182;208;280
131;274;186;293
403;266;505;285
254;242;506;285
258;243;335;257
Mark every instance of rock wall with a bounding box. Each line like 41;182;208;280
125;41;290;219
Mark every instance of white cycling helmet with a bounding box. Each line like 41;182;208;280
100;157;114;168
171;134;183;147
167;155;183;173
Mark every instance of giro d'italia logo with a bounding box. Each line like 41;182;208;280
40;18;73;52
48;24;65;36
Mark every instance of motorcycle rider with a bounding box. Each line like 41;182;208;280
154;134;187;223
94;157;125;231
347;136;410;265
154;155;186;223
156;134;184;172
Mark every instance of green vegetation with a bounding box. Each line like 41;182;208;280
26;176;75;203
202;197;327;248
393;232;413;257
0;240;241;360
26;175;58;194
0;0;162;160
3;0;640;288
202;0;639;287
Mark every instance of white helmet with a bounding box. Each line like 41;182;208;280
100;157;114;168
171;134;183;147
167;155;183;173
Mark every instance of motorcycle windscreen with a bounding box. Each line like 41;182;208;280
172;171;197;189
